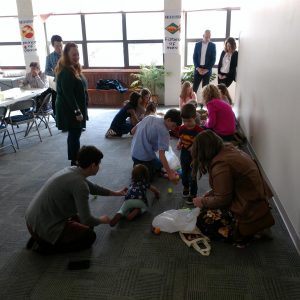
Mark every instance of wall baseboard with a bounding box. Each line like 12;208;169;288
244;142;300;255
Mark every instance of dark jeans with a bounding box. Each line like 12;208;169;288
180;148;197;196
112;120;133;135
218;75;233;87
132;156;162;180
27;216;96;254
193;70;210;93
67;128;82;162
51;90;57;116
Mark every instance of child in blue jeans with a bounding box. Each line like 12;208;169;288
110;164;160;226
177;103;204;204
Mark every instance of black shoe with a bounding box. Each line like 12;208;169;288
26;237;35;249
182;188;190;198
185;196;194;205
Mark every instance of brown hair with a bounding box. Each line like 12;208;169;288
132;164;150;183
224;37;237;52
29;62;40;69
202;84;221;104
217;83;233;105
180;81;193;100
192;130;224;178
145;101;157;116
181;103;196;119
55;42;81;78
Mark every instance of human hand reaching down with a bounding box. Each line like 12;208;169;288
99;215;111;224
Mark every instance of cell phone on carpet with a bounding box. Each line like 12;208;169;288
67;259;90;270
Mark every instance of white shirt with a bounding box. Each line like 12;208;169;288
220;53;232;74
200;42;208;66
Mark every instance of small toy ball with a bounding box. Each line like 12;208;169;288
93;195;97;200
167;187;173;193
153;227;161;235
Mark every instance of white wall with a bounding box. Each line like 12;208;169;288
236;0;300;250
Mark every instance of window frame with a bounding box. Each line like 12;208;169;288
0;8;240;69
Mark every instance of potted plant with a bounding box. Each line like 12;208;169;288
181;66;217;84
130;63;168;104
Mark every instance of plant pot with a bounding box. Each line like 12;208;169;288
151;95;159;104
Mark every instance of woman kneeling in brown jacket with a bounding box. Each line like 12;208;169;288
192;130;274;246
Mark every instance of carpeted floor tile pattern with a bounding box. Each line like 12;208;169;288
0;108;299;300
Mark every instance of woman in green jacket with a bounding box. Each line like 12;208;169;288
55;42;87;165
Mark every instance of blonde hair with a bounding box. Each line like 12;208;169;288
202;84;221;104
180;81;193;100
55;42;82;78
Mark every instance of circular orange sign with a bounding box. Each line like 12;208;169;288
22;25;34;39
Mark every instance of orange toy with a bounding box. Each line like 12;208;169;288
152;226;161;235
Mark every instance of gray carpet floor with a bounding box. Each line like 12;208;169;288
0;108;300;300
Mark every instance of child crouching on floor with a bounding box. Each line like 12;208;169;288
110;164;160;226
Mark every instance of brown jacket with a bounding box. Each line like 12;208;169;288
202;144;274;235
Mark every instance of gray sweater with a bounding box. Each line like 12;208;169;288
25;167;111;244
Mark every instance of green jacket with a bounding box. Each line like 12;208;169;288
55;68;87;130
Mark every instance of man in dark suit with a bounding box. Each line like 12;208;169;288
192;30;216;93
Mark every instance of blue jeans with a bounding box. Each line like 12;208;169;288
111;120;133;135
67;128;82;162
180;148;198;196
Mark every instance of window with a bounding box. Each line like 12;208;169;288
0;2;18;16
87;43;124;67
81;0;163;12
183;0;243;10
46;15;82;41
230;10;241;38
128;43;163;66
0;45;24;66
0;17;21;42
186;11;227;39
126;13;164;40
186;41;224;66
85;14;122;40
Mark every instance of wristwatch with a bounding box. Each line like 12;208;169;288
74;109;81;116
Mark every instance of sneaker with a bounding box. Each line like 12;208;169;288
182;188;190;198
185;197;193;205
105;128;121;138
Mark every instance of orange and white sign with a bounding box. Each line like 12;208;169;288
21;24;34;39
19;19;37;54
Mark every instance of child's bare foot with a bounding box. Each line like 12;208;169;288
109;213;122;227
127;208;141;221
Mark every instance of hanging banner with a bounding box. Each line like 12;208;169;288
19;19;37;54
164;12;181;54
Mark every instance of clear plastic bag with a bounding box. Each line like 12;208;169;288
157;146;180;170
152;207;200;233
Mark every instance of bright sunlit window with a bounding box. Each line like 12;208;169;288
126;13;164;40
187;11;227;39
85;14;123;40
0;45;24;66
183;0;243;10
87;43;124;67
230;10;242;38
0;1;18;16
128;43;163;66
46;15;82;41
0;17;21;42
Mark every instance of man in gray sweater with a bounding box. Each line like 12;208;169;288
25;145;127;254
